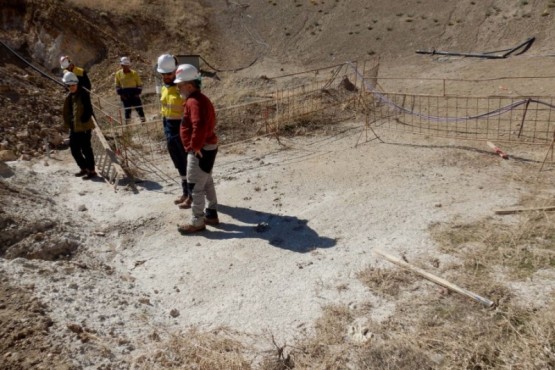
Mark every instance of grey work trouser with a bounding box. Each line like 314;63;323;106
187;151;218;226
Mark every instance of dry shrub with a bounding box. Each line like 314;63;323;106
260;305;354;370
357;266;413;297
430;212;555;278
135;327;251;370
213;73;359;144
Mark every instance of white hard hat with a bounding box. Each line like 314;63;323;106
62;71;79;85
157;54;176;73
60;55;71;69
120;56;131;66
174;64;200;83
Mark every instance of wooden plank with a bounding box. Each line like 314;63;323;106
495;206;555;215
373;249;496;308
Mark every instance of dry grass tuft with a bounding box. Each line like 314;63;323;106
357;266;413;297
354;341;434;369
259;203;555;369
270;293;555;369
135;327;251;370
312;305;354;346
402;297;555;369
430;212;555;278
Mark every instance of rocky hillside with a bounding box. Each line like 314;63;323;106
0;0;211;160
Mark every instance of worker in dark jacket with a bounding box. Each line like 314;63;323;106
115;56;146;124
175;64;219;234
60;55;92;91
62;71;97;179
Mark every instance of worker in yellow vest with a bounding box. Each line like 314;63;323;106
115;56;146;124
157;54;191;208
60;56;92;91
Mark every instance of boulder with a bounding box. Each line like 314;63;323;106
0;150;17;161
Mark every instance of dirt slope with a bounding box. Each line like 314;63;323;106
204;0;555;68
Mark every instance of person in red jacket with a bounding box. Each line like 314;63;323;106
175;64;219;234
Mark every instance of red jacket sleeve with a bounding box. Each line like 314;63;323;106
188;98;207;152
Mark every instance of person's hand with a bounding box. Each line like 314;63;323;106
194;149;203;158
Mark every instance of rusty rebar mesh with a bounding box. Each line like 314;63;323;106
89;61;374;180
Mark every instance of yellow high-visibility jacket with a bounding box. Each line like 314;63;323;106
115;69;143;96
72;66;85;78
160;84;183;120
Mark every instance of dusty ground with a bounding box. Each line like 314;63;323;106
1;0;555;368
1;121;553;367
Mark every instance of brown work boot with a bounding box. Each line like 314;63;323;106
174;195;187;205
204;217;220;226
177;223;205;234
204;209;219;225
74;169;87;177
178;197;193;209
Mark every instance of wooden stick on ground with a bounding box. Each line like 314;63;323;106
373;249;496;308
494;205;555;215
487;141;509;159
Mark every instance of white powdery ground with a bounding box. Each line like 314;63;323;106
2;124;540;365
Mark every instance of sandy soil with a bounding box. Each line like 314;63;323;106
2;120;551;367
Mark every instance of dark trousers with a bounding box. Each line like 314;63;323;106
164;118;189;197
69;130;95;171
122;96;145;120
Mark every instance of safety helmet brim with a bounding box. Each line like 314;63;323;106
157;66;175;73
174;64;201;84
62;71;79;85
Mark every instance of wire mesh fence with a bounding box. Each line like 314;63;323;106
88;60;378;182
350;63;555;146
88;59;555;184
363;93;555;144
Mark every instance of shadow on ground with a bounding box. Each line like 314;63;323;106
133;179;164;191
202;204;336;253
